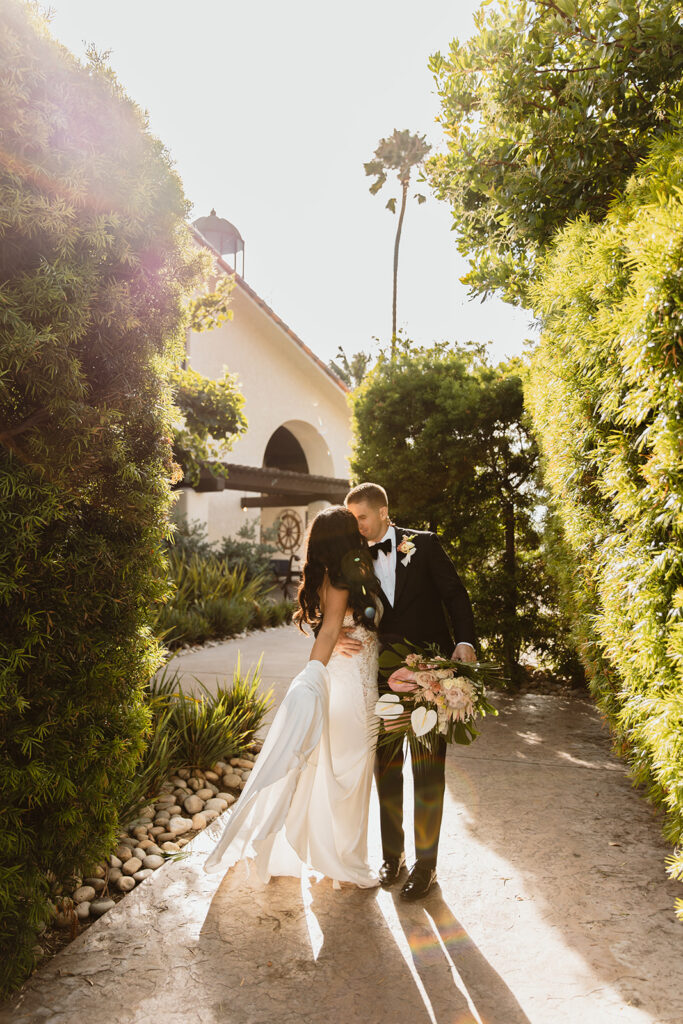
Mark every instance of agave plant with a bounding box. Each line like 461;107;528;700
153;551;274;648
168;552;266;610
217;655;273;745
165;682;252;769
129;662;274;774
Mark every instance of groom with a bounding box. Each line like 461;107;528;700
343;482;476;900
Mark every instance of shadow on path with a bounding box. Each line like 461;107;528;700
4;661;680;1024
442;693;683;1023
197;865;430;1024
194;863;529;1024
390;886;532;1024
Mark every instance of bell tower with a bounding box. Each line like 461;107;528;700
192;209;245;276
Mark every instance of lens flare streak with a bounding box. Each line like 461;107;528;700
375;888;438;1023
424;909;486;1024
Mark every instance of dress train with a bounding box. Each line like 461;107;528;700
203;643;379;888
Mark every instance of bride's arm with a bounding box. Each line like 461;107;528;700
309;583;348;666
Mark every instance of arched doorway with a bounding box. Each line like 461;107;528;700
259;422;338;556
263;426;309;475
278;419;335;478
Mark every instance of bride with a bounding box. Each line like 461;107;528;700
203;505;382;888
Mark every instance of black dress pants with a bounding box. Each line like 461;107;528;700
375;731;447;869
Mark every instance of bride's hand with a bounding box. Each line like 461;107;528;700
334;626;363;658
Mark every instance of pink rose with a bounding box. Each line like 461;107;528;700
414;670;439;687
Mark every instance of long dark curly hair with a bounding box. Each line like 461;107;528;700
294;505;380;634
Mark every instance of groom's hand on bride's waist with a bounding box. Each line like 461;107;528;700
334;627;363;658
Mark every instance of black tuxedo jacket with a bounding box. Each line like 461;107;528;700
376;526;476;656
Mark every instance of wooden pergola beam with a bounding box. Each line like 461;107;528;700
189;463;349;502
239;494;334;509
209;462;348;501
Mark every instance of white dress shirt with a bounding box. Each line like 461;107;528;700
371;525;397;606
371;524;474;652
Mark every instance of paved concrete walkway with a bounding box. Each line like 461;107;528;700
3;625;682;1024
161;624;312;723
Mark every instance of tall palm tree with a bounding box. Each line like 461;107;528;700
364;129;431;358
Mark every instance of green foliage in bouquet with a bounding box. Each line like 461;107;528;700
525;127;683;917
427;0;683;302
0;2;205;993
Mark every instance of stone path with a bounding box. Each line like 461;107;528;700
162;624;312;720
3;625;682;1024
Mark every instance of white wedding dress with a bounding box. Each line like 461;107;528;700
203;613;379;888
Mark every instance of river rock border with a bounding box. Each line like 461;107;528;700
47;749;258;938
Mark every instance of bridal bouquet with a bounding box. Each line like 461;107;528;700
375;642;503;757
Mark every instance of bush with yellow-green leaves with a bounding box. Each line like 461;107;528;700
526;128;683;917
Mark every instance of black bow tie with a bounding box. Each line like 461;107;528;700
369;538;392;559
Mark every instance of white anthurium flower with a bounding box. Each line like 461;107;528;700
375;694;404;718
411;706;438;736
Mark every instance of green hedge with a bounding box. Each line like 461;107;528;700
0;2;202;993
526;129;683;915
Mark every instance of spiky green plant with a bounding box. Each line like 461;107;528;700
119;660;273;819
166;552;265;610
155;547;293;648
218;655;273;745
164;683;251;769
265;599;297;628
149;663;272;769
118;668;181;824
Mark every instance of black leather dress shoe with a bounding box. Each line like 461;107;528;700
400;864;437;900
378;853;406;886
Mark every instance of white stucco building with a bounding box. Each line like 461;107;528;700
174;213;351;560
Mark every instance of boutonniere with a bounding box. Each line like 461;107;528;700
397;533;417;567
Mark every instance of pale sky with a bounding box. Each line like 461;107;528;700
48;0;533;368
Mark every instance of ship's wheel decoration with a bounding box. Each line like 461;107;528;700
276;509;303;553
